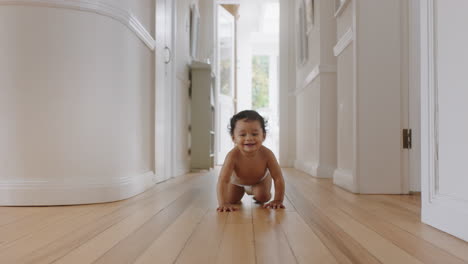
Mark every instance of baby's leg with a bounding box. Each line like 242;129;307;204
252;174;272;203
226;183;245;204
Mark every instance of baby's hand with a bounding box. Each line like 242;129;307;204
263;200;285;209
217;204;237;212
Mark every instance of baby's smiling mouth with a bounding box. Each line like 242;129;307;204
244;143;255;146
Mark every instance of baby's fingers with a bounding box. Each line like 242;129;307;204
217;206;237;212
263;202;285;209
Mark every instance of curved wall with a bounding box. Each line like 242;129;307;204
0;2;155;205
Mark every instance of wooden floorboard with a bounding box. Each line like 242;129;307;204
0;168;467;264
284;171;466;264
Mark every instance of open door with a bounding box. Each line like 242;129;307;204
216;5;236;165
420;0;468;242
154;0;174;182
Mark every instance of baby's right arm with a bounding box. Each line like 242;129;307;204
216;152;236;212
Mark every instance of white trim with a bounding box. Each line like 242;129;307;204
333;168;358;193
153;173;170;184
301;65;319;91
319;65;338;73
420;0;468;242
217;0;240;4
352;0;360;195
400;0;410;194
0;0;155;50
294;159;318;176
176;72;191;89
333;27;353;57
0;171;155;205
317;165;335;178
334;0;349;17
423;0;468;213
424;0;438;206
293;64;337;96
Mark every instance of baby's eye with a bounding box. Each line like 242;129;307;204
240;134;246;137
252;133;258;136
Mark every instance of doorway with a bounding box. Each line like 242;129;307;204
215;0;280;165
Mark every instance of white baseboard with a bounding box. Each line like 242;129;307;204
286;158;296;168
0;171;155;206
294;159;318;177
153;173;172;184
317;165;335;178
333;168;358;193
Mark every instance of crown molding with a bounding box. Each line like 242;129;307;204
0;0;155;50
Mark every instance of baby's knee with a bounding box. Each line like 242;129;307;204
254;192;271;203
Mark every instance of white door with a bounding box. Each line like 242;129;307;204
216;6;236;165
409;0;421;193
420;0;468;242
154;0;174;183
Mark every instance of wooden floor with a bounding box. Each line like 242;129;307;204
1;169;468;264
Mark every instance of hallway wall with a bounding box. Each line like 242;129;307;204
0;1;155;205
290;0;409;193
173;0;215;176
334;1;356;191
292;0;337;178
333;0;406;193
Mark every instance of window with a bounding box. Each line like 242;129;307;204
252;56;270;109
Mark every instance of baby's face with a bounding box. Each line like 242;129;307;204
232;119;265;154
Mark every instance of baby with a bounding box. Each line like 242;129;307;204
216;110;285;212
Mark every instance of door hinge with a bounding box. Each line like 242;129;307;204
403;129;412;149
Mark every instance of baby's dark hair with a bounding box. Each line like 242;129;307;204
229;110;267;136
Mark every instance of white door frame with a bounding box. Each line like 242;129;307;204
215;5;236;165
420;0;468;242
154;0;176;183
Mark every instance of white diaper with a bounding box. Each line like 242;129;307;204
230;170;270;195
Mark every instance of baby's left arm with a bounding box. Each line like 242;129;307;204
263;150;285;209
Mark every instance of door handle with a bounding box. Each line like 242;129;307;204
164;46;172;64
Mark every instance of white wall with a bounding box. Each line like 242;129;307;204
197;0;215;63
174;0;216;176
174;0;200;176
333;0;406;194
293;0;337;178
293;0;320;175
279;0;296;167
357;0;402;193
0;1;155;205
335;43;355;188
334;0;356;191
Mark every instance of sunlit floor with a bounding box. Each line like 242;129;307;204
1;168;467;263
